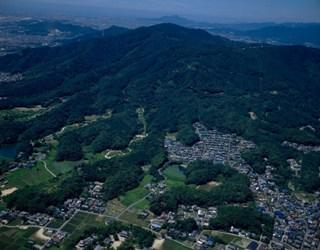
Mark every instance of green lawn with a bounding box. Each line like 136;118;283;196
120;175;152;208
161;239;192;250
0;227;38;250
163;165;186;188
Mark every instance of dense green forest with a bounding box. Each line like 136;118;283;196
0;22;320;205
176;124;200;146
5;175;85;213
210;205;274;240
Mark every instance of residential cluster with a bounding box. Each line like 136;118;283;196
63;197;105;215
50;182;106;219
165;122;254;166
0;72;23;83
194;234;215;250
0;209;53;226
165;123;320;250
75;230;130;250
150;205;217;239
45;230;68;248
282;141;320;154
144;181;166;198
248;160;320;249
5;147;47;173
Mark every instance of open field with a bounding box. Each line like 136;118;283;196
119;210;150;227
163;164;186;188
106;199;127;217
62;212;104;233
120;175;152;208
205;230;253;249
0;227;38;250
45;143;78;176
5;162;53;189
161;239;192;250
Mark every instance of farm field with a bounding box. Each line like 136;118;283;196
57;212;105;250
161;239;192;250
0;227;38;250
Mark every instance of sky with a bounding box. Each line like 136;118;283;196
1;0;320;23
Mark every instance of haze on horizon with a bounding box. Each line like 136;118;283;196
1;0;320;23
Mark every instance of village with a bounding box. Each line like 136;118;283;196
0;123;319;250
165;123;320;250
0;72;23;83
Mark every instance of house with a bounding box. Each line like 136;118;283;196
150;220;164;231
246;241;258;250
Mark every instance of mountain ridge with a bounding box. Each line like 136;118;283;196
0;24;319;180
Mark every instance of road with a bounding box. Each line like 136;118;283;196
117;193;152;219
41;160;57;178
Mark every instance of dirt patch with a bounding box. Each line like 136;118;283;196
111;235;125;249
248;112;257;120
1;187;17;197
152;238;165;250
207;181;221;187
35;228;51;241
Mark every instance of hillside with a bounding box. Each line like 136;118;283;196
0;23;320;193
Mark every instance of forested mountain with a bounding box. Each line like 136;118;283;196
1;23;320;191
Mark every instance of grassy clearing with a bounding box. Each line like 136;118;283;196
5;162;53;189
137;107;147;135
0;106;45;121
206;230;252;249
106;199;126;217
197;181;221;191
84;109;112;122
0;227;37;250
133;198;150;210
45;143;77;176
4;140;77;190
163;165;186;188
119;210;149;228
161;239;191;250
120;175;152;208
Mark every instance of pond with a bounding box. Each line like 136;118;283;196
0;144;17;159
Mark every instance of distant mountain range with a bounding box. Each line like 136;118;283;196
143;15;320;47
